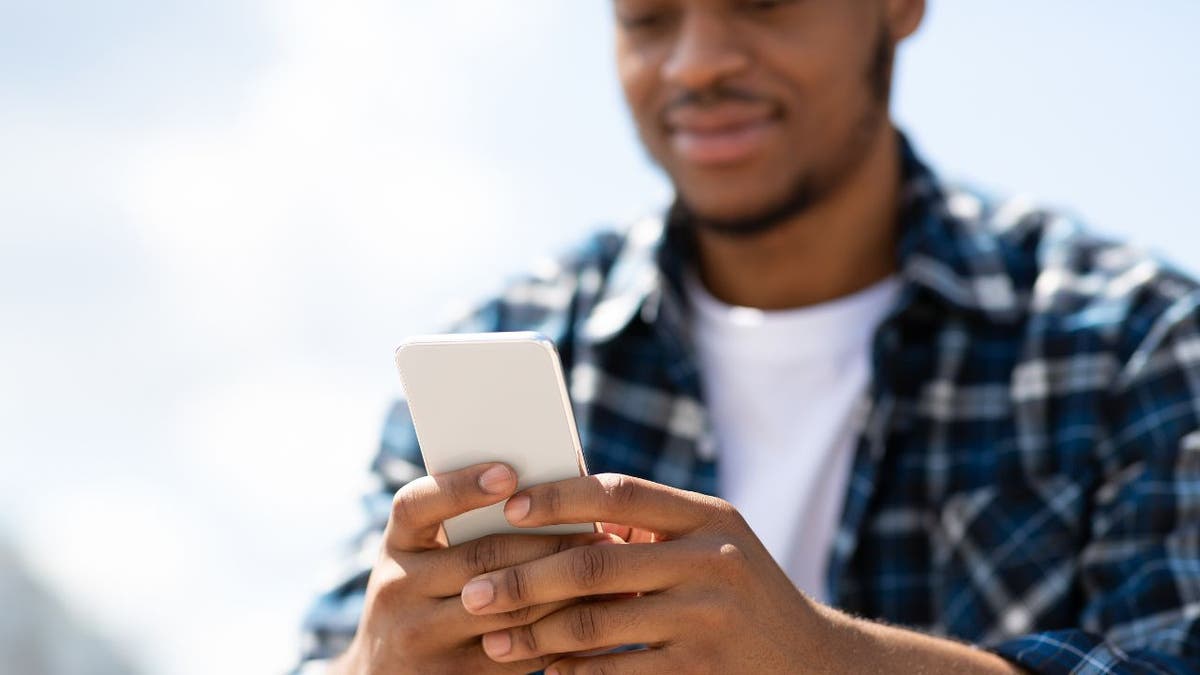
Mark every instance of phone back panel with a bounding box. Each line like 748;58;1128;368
394;332;594;544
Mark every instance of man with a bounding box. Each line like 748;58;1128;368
299;1;1200;672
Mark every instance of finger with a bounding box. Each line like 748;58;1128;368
505;473;724;539
481;596;675;663
418;532;620;597
430;594;576;642
546;646;675;675
461;542;691;615
386;463;518;551
457;642;559;675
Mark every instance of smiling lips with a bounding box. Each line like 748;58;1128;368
666;103;780;167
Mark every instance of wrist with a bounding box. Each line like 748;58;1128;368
803;603;1024;674
795;599;854;672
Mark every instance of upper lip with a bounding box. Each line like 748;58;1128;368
665;103;778;133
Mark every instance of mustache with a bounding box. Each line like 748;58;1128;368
664;84;772;112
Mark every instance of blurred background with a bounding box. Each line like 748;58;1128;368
1;1;1197;673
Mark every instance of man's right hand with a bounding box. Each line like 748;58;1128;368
332;462;614;674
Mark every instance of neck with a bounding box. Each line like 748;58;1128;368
693;126;902;310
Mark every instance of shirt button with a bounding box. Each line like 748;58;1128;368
1002;607;1031;635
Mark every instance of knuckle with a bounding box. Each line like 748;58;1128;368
515;624;540;656
541;484;563;519
390;485;421;525
499;565;530;605
438;472;469;506
569;604;605;644
465;536;503;574
597;473;637;511
568;546;611;589
702;496;746;531
716;540;747;566
370;560;412;607
709;540;748;579
553;535;574;555
712;497;741;522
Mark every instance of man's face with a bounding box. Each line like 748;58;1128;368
614;0;913;229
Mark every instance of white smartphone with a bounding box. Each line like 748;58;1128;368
394;331;598;545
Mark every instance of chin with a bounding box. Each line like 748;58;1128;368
675;177;814;231
677;182;779;217
672;157;810;211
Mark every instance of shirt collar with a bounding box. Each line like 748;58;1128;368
581;131;1020;346
892;135;1021;322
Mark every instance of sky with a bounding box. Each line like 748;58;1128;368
1;2;1198;674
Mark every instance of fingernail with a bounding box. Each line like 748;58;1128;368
546;668;560;675
482;631;512;657
505;494;531;522
461;579;494;611
479;466;513;494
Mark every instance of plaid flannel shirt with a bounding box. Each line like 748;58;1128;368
298;136;1200;674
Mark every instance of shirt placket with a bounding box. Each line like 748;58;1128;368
825;298;909;607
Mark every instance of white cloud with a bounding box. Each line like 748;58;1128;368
121;1;536;352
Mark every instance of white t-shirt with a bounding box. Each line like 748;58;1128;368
685;273;901;602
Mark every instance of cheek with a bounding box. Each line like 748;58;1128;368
616;50;667;148
768;37;879;150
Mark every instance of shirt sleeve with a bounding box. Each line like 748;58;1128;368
988;292;1200;674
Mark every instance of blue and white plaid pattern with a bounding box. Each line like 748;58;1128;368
299;137;1200;674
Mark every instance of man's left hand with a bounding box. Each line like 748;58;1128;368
457;473;825;674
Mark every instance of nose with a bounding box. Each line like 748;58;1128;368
662;10;751;92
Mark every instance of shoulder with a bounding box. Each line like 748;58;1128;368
929;185;1200;476
948;185;1200;364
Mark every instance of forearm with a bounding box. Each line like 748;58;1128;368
809;603;1027;675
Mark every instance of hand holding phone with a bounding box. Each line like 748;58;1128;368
331;333;613;673
332;460;615;674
